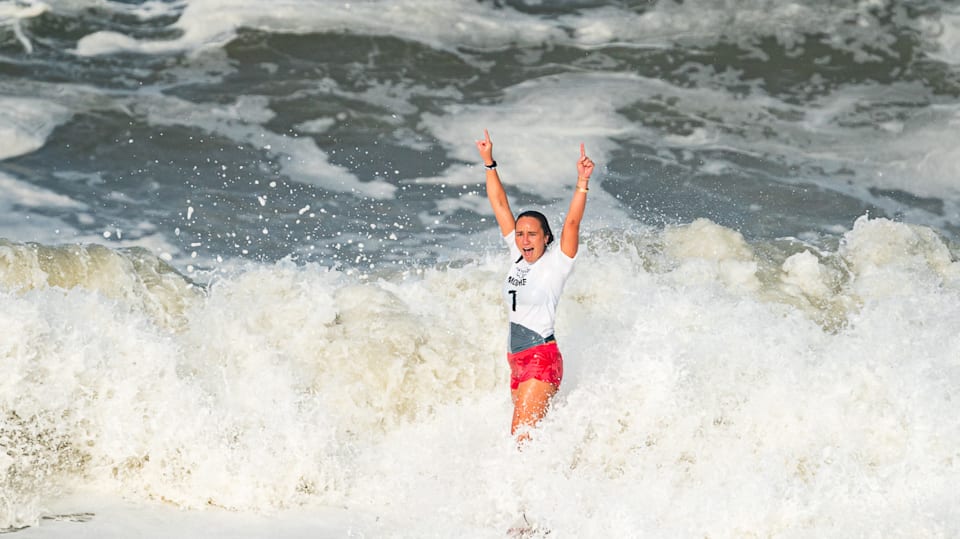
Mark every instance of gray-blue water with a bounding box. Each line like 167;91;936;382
2;0;960;274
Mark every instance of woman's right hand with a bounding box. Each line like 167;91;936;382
476;129;494;165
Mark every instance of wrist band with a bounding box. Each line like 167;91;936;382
577;187;589;193
484;160;497;169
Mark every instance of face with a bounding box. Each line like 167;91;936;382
515;216;549;263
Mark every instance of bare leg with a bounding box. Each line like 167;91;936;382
511;378;558;442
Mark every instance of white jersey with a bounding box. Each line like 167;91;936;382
502;231;576;353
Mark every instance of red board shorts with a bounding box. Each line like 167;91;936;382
507;342;563;390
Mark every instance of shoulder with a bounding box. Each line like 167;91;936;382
544;244;575;270
504;229;520;257
549;243;575;262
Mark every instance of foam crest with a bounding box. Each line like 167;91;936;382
780;250;832;300
0;241;199;328
663;218;761;292
840;215;960;297
623;217;959;330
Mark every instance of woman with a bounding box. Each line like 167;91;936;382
475;129;594;441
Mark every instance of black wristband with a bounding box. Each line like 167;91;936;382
484;160;497;169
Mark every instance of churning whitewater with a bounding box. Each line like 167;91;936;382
3;0;960;536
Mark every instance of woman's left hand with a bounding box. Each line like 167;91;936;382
577;143;594;180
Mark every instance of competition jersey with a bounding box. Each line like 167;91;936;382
503;231;576;353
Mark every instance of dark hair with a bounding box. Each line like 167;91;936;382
516;210;554;245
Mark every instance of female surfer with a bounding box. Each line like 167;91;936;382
475;129;594;442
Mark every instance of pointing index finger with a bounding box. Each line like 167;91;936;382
484;129;491;142
580;143;586;158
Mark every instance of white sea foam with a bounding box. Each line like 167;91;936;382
3;216;960;535
868;104;960;201
67;0;939;61
0;97;72;160
422;73;644;191
0;172;84;211
417;72;640;231
928;10;960;64
72;0;564;57
421;63;949;213
0;0;47;53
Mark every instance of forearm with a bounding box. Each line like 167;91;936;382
560;175;589;257
486;168;508;209
485;167;515;236
565;185;587;230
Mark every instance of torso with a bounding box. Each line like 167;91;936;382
503;232;576;353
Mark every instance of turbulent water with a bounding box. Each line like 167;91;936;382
3;0;960;536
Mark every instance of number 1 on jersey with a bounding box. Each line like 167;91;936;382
508;290;517;311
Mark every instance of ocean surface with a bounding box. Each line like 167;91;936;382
2;0;960;536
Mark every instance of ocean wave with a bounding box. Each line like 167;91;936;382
2;216;959;533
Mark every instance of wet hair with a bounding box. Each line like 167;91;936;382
516;210;554;245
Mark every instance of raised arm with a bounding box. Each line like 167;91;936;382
476;129;515;236
560;143;594;258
